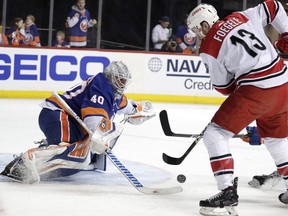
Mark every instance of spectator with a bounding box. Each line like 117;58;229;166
52;31;70;48
5;17;26;46
151;16;171;50
176;14;198;54
161;36;182;53
0;33;8;46
66;0;97;48
24;14;41;47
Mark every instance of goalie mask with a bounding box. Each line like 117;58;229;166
187;3;219;38
104;61;132;99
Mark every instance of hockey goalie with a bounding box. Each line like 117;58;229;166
1;61;155;183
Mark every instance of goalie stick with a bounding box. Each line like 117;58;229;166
52;91;182;195
160;110;251;165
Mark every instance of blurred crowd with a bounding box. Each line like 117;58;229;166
0;0;280;55
0;0;200;54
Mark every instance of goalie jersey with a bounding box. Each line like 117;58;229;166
200;0;288;95
42;73;132;132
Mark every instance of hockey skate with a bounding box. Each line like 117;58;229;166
199;177;239;216
0;153;40;184
248;171;281;189
279;190;288;204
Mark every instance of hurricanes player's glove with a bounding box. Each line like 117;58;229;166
124;101;155;125
274;32;288;53
241;126;263;145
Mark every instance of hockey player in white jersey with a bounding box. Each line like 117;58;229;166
187;0;288;215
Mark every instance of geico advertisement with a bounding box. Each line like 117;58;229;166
0;47;220;97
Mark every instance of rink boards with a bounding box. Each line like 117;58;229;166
0;46;248;104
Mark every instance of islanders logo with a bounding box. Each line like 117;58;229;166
80;19;88;32
23;34;34;45
184;32;197;46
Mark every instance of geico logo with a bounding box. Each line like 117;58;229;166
0;54;110;81
167;59;208;74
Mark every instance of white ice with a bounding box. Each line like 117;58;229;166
0;99;287;216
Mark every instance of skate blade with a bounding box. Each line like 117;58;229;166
248;178;261;189
248;177;281;190
199;206;238;216
0;172;23;183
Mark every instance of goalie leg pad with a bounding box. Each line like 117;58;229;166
36;135;91;180
5;134;91;182
1;152;40;184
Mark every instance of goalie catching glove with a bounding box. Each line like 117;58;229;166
123;100;155;125
241;126;263;145
274;32;288;53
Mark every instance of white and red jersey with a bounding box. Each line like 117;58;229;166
200;0;288;95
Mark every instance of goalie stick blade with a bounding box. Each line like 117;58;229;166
137;186;183;195
106;151;182;195
159;110;192;137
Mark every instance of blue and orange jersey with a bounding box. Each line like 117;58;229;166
24;23;40;46
46;73;128;122
66;6;92;47
5;27;25;46
176;25;197;48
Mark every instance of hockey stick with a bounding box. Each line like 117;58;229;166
159;110;249;138
160;110;251;165
162;124;209;165
52;91;182;195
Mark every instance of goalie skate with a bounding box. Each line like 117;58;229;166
199;177;239;216
248;171;281;189
0;153;39;184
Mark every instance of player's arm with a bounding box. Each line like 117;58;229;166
66;11;79;28
263;1;288;53
117;95;155;125
201;53;236;95
244;1;288;53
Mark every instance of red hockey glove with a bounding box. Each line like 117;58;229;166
274;32;288;53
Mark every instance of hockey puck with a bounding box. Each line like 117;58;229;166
177;174;186;183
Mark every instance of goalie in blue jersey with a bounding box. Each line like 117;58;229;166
1;61;155;183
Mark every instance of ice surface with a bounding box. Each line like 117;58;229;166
0;99;286;216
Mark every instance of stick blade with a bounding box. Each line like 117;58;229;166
137;186;183;195
159;110;173;136
159;110;192;137
162;153;183;165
